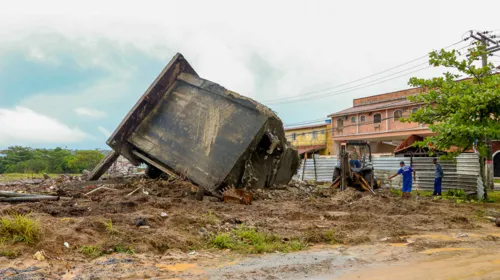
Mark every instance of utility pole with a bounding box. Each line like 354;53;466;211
467;30;500;192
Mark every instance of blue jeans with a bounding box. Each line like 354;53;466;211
433;177;442;195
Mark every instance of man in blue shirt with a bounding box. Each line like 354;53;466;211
433;158;443;196
389;161;416;199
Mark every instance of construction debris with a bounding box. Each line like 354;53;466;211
88;53;299;196
0;191;60;202
221;186;254;205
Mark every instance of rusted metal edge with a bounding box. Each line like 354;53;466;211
106;53;198;154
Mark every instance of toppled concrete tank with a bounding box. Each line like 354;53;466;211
94;53;299;194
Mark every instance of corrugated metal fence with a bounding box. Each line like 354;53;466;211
295;153;480;191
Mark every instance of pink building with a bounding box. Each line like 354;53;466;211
328;87;433;155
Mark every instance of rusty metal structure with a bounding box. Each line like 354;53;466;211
89;53;299;196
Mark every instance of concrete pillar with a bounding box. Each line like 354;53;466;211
333;141;341;156
356;113;359;134
385;109;389;132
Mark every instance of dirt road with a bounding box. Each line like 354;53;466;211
1;177;500;279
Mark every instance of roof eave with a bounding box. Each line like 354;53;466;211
327;101;424;118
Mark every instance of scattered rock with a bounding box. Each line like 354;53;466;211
484;235;500;241
160;212;168;218
64;242;70;248
495;218;500;227
33;251;45;261
485;209;500;218
455;233;468;238
188;251;197;255
135;217;148;227
139;225;151;229
226;218;243;224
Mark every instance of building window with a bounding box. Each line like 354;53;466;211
411;107;418;114
351;116;356;123
337;118;344;128
394;110;403;121
292;133;296;141
360;115;366;122
312;131;318;139
373;113;382;123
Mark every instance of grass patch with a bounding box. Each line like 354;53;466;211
494;179;500;184
201;210;220;225
111;243;135;255
210;225;305;254
79;245;102;258
79;243;135;258
390;188;402;196
104;219;118;236
303;228;338;244
0;214;41;245
0;249;20;259
486;191;500;203
0;173;80;182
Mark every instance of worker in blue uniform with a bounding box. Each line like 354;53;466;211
389;161;416;199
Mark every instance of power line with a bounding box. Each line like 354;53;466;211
269;65;432;105
284;118;328;127
267;44;470;105
263;40;467;104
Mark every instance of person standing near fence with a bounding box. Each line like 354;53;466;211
433;158;443;196
388;161;416;199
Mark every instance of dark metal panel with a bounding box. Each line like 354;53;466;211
107;53;197;157
128;77;267;190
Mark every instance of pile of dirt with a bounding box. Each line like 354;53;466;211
0;177;491;262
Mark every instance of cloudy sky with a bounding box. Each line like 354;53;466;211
0;0;499;149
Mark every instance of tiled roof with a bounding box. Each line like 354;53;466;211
328;99;413;117
285;123;327;131
296;145;326;155
394;134;423;154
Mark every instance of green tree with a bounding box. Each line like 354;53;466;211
24;159;48;174
67;150;104;173
0;146;35;167
42;148;73;173
406;43;500;198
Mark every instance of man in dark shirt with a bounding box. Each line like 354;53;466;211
433;158;443;196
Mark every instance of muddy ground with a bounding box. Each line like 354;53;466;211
1;177;500;279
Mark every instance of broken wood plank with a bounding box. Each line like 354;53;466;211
84;186;117;196
88;150;120;181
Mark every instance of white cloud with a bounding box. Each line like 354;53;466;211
25;47;59;65
0;107;87;146
2;0;499;127
97;126;111;138
75;107;106;118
